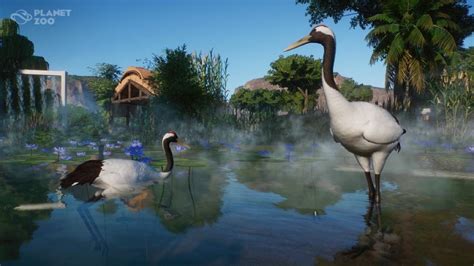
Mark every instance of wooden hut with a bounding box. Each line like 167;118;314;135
111;67;155;125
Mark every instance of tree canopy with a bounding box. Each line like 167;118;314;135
89;63;122;113
339;78;373;101
148;45;228;122
266;54;322;113
366;0;463;110
296;0;473;46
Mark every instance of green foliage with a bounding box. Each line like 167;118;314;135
340;78;373;101
65;105;107;141
149;45;205;118
90;63;122;82
428;81;473;142
266;54;322;113
192;50;229;105
21;76;31;115
148;45;228;121
9;76;20;115
266;54;322;93
89;63;121;115
296;0;474;43
230;88;308;135
366;0;464;111
295;0;382;29
0;19;48;117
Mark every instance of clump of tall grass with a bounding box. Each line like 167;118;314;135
428;81;473;143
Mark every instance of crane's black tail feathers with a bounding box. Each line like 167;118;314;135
395;143;401;153
60;160;103;189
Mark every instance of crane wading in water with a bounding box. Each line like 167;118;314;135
284;25;406;203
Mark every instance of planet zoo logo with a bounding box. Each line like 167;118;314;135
10;9;72;26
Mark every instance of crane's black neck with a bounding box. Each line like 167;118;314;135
162;139;174;172
321;36;338;90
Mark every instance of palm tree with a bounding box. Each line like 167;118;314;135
366;0;460;111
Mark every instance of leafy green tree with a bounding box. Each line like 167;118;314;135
149;45;203;118
266;55;322;113
340;78;373;101
149;45;228;121
296;0;473;44
366;0;461;110
0;19;48;116
91;63;121;82
89;63;122;120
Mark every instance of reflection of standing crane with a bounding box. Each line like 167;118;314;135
150;167;196;220
77;202;109;255
337;202;400;261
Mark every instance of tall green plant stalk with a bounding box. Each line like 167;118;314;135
9;75;20;115
33;76;42;113
21;75;31;115
0;79;6;117
429;82;473;142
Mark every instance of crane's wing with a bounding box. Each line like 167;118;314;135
361;106;405;145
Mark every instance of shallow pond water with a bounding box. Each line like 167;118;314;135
1;145;473;265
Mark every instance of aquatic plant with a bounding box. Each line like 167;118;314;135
138;156;152;164
25;143;38;156
199;139;211;149
124;140;144;160
175;144;188;153
68;140;78;146
53;147;70;161
285;143;295;161
465;145;474;154
440;143;454;151
105;143;115;149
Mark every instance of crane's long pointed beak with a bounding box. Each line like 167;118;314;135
284;35;312;52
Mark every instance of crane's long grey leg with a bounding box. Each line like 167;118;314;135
365;172;375;199
375;174;381;203
355;155;375;199
372;151;390;204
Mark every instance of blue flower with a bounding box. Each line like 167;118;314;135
68;140;78;146
103;151;112;156
124;140;144;160
258;150;271;157
138;156;152;164
79;140;91;146
53;147;66;155
465;145;474;154
200;140;211;149
175;144;188;153
25;143;38;150
60;155;72;161
76;151;86;157
285;143;295;151
440;143;454;150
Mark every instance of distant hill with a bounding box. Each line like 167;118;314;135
234;74;394;111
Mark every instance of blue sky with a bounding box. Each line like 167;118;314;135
1;0;473;94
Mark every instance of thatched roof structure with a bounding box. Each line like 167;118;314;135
112;66;155;104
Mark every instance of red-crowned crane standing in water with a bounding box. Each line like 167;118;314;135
284;25;406;203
